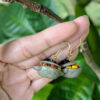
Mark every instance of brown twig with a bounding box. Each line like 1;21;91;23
3;0;63;22
18;0;63;23
80;41;100;80
1;0;100;80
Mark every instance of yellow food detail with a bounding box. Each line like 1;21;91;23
66;66;72;68
58;67;61;71
72;64;79;69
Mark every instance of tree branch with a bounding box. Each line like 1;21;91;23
80;41;100;80
19;0;63;23
3;0;63;22
2;0;100;80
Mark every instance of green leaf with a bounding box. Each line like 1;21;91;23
48;75;93;100
25;9;57;33
0;0;57;43
76;0;91;7
33;84;54;100
75;4;86;17
53;0;69;18
0;2;35;43
85;1;100;26
93;83;100;100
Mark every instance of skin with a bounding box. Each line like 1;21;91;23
0;16;89;100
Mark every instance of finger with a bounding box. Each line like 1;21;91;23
0;86;10;100
0;72;3;82
15;29;89;69
26;68;42;80
68;16;89;42
15;42;68;69
32;78;52;92
0;61;6;72
0;21;77;63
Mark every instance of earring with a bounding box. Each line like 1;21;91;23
60;61;82;78
33;40;82;79
33;52;64;79
60;39;82;78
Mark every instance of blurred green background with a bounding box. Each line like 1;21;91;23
0;0;100;100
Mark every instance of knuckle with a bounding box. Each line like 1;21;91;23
17;39;33;58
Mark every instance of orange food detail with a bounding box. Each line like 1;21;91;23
42;63;47;65
66;66;72;69
51;64;55;68
40;63;43;66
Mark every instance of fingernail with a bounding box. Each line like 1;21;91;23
74;15;89;22
74;16;89;26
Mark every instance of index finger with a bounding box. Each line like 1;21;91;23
0;21;77;63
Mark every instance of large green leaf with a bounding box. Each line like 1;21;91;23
25;9;57;33
33;84;54;100
85;1;100;26
0;2;35;43
53;0;69;18
48;75;93;100
0;0;57;43
93;83;100;100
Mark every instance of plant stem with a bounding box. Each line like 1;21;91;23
80;41;100;80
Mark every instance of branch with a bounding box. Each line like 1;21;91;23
2;0;100;80
80;41;100;80
21;0;64;23
2;0;63;22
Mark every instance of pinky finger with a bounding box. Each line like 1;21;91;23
32;78;52;92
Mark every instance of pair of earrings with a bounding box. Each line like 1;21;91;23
34;42;82;79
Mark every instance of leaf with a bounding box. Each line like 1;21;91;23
0;0;57;43
33;84;54;100
53;0;69;18
85;1;100;26
0;2;35;43
48;75;93;100
25;9;57;33
93;83;100;100
26;0;57;32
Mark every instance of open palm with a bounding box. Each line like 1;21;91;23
0;16;89;100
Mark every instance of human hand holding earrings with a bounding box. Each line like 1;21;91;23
33;41;82;79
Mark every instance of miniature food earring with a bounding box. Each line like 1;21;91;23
33;40;82;79
59;59;82;78
61;39;82;78
33;52;64;79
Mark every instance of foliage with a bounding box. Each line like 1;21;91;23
0;0;100;100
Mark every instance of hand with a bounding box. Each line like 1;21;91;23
0;16;89;100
